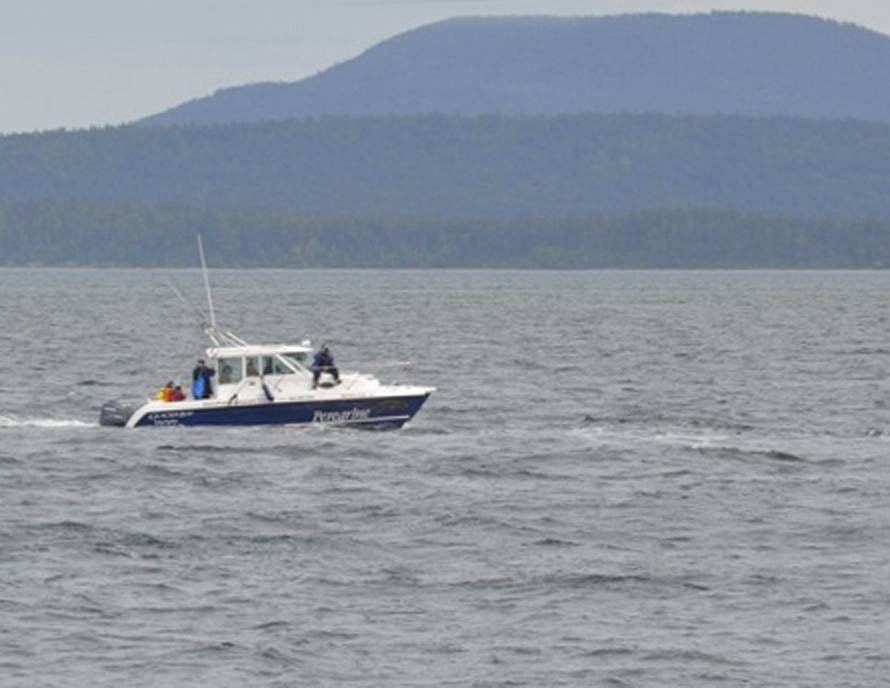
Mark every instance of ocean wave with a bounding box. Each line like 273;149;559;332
576;423;811;463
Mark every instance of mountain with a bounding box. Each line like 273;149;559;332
8;12;890;267
142;13;890;126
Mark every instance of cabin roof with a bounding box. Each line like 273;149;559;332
206;344;313;358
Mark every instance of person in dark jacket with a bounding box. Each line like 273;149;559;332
192;359;216;399
312;345;340;389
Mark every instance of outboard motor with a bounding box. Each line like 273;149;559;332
99;400;140;427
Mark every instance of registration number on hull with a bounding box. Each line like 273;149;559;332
147;411;195;426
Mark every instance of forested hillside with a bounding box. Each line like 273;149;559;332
4;114;890;219
143;13;890;126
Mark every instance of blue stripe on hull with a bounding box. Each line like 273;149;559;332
135;394;430;428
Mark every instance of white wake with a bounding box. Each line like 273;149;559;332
0;415;96;429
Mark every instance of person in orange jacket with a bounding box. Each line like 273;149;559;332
156;381;175;402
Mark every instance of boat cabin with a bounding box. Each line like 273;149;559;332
205;343;315;399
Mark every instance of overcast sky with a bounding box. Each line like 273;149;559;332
2;0;888;134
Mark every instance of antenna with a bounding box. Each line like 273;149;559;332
197;234;217;331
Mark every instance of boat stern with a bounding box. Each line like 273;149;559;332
99;399;142;427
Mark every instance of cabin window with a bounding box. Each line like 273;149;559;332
245;356;260;378
218;357;242;384
263;355;294;375
284;351;310;367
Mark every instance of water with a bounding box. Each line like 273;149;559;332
1;268;889;687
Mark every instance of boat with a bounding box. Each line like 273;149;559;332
100;335;434;429
99;239;434;429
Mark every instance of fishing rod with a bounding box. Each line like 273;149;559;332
165;275;208;329
164;238;241;348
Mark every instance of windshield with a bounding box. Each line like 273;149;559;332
283;352;310;368
257;352;310;375
263;355;297;375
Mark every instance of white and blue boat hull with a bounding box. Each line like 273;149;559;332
101;390;433;429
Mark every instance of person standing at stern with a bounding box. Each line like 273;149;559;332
191;358;216;399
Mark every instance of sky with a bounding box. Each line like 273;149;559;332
2;0;889;134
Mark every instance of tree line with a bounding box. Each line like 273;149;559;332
2;202;889;268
